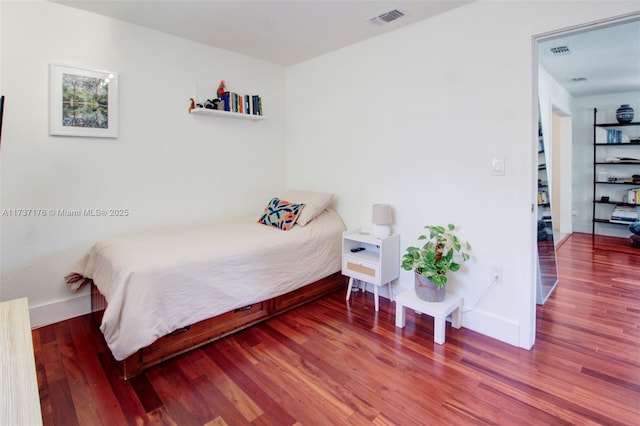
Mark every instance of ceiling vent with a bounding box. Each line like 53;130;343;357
549;45;571;56
571;77;587;82
369;9;405;26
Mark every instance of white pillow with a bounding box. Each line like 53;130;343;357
279;189;334;226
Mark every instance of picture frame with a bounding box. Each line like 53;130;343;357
49;64;118;138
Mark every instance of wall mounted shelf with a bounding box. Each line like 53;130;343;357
189;108;265;121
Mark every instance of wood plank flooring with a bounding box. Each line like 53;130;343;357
33;233;640;425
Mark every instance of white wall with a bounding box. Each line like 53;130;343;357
286;1;640;348
538;66;574;237
573;93;640;237
2;0;638;346
0;1;286;326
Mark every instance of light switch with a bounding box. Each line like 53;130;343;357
492;157;505;176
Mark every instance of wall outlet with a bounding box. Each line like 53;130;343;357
490;265;502;284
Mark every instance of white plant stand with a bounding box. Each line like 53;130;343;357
395;290;462;345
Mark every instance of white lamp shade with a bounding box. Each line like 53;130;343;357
372;204;392;239
372;204;392;225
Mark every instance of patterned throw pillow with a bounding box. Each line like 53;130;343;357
257;198;305;231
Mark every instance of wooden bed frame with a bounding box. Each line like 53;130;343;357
91;272;346;379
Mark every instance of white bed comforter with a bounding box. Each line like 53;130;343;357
69;209;345;360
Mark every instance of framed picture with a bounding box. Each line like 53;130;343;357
49;64;118;138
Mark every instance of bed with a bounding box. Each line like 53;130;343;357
66;190;347;378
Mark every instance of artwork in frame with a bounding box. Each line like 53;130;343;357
49;64;118;138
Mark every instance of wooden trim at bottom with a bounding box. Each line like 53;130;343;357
91;273;346;379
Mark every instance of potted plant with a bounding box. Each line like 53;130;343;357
401;224;471;302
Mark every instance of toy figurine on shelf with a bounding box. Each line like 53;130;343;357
188;98;195;112
217;80;226;98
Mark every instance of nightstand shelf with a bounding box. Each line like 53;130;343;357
342;230;400;311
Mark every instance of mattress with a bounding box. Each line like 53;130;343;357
68;208;345;360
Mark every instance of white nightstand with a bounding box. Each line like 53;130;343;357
342;229;400;311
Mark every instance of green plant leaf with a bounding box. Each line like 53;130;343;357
402;223;471;283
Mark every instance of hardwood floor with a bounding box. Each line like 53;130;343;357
33;233;639;425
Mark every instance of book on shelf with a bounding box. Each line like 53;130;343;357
220;92;230;111
252;95;263;116
610;205;639;223
538;191;548;205
627;188;640;205
203;90;262;116
605;156;640;163
596;127;631;144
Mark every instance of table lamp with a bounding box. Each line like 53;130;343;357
372;204;392;238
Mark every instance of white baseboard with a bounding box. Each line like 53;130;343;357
361;282;522;348
462;309;520;347
29;293;91;329
29;285;522;349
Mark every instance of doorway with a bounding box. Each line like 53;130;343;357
536;13;640;236
533;12;640;309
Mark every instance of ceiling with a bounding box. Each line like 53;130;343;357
538;18;640;97
53;1;639;97
52;0;474;67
